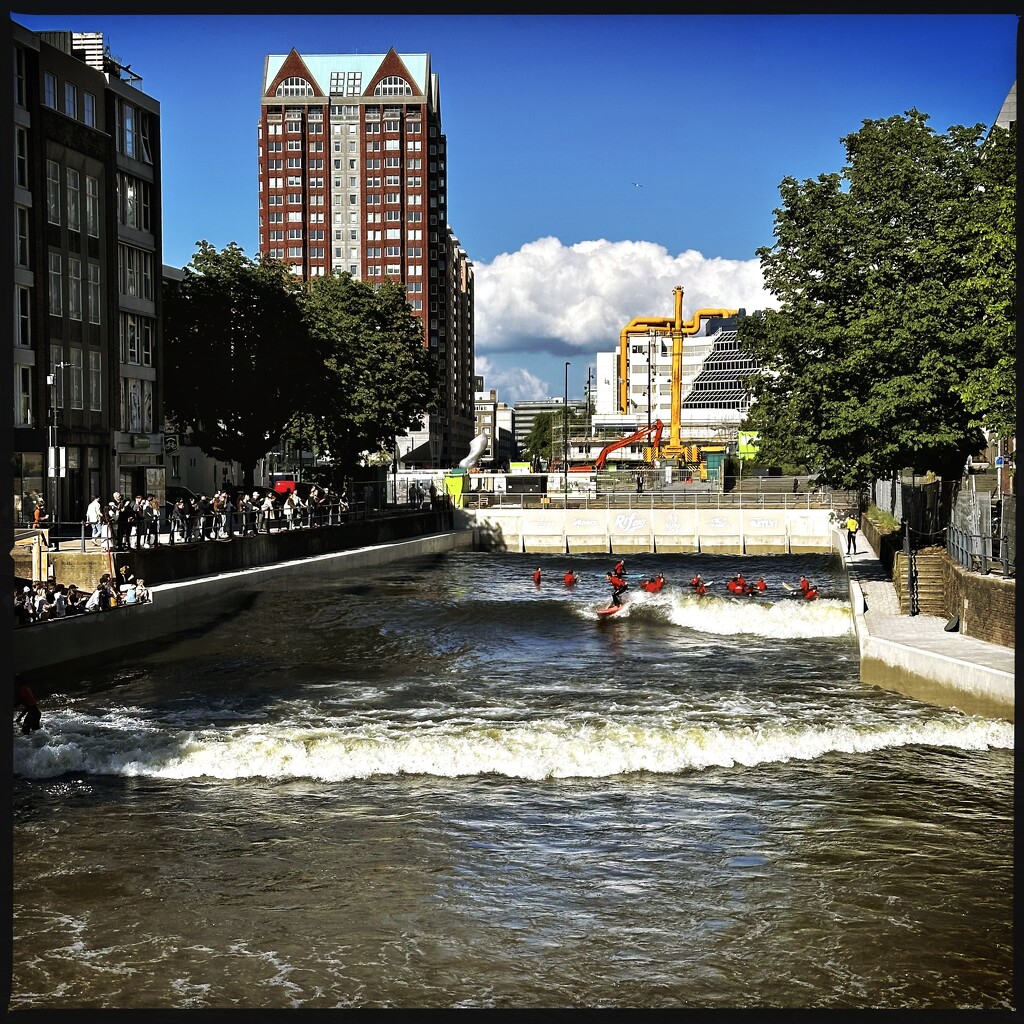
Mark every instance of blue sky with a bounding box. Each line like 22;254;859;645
11;12;1017;403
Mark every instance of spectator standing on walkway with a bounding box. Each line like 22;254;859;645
115;498;135;552
86;495;103;540
131;495;148;549
845;513;860;555
197;494;214;540
259;491;276;533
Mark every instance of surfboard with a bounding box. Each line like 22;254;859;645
781;581;797;591
596;605;623;616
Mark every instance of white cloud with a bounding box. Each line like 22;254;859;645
474;355;549;405
474;236;772;356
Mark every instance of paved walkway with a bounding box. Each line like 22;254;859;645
841;531;1015;679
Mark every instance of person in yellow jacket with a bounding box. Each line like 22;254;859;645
845;513;860;554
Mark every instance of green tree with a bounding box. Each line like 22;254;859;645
739;111;1013;489
289;272;438;480
163;242;322;490
522;412;555;466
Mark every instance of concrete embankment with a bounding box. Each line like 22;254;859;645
14;530;474;676
841;532;1014;722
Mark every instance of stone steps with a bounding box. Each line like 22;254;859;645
894;551;946;615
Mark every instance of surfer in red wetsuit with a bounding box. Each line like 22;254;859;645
564;570;578;587
799;575;810;593
607;572;628;606
695;582;708;596
533;567;542;586
690;572;703;588
612;559;626;577
803;585;819;600
641;572;666;593
756;577;767;591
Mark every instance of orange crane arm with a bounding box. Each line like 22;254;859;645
594;419;664;471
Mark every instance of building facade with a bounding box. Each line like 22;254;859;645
257;47;475;470
12;23;164;528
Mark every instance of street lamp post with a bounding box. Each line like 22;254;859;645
47;361;70;542
563;361;570;498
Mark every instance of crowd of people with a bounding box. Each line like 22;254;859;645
80;485;350;551
14;571;151;627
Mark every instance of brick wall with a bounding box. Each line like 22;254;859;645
944;558;1016;649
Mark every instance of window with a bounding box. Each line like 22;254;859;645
49;252;62;315
86;176;100;236
286;120;302;132
67;168;80;231
276;77;313;97
120;100;135;157
16;285;31;346
384;119;400;132
287;157;302;169
83;91;96;127
47;159;61;224
287;227;303;239
138;111;153;163
44;72;57;108
287;139;302;151
374;76;412;96
64;81;77;118
15;126;28;187
119;244;154;300
15;46;26;107
268;141;282;152
88;264;101;324
17;366;33;426
119;311;154;366
117;172;151;231
385;139;400;151
70;347;84;409
16;206;30;266
89;351;102;411
68;257;82;320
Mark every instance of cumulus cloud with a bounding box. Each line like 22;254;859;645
473;355;549;406
474;237;772;357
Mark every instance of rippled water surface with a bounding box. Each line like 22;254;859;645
11;551;1014;1009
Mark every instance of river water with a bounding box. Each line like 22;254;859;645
10;550;1014;1010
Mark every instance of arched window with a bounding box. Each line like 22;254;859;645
276;77;313;97
374;76;412;96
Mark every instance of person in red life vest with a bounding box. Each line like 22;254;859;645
533;567;542;586
695;582;708;596
563;570;578;587
803;585;820;600
727;574;742;593
14;675;42;734
642;572;666;593
690;572;703;589
606;571;628;607
756;577;767;591
612;559;626;577
799;575;810;593
736;573;747;590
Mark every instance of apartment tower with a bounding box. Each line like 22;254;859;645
12;23;164;526
258;48;474;469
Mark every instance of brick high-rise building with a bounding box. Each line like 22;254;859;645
258;48;474;469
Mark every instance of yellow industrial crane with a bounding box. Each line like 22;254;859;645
617;285;737;461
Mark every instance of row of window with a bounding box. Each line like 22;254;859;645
44;157;101;236
40;68;98;128
45;252;102;322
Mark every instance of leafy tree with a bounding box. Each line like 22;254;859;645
288;273;438;480
739;111;1014;488
522;408;588;467
163;242;321;491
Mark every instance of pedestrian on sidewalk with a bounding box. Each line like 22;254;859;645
846;513;860;554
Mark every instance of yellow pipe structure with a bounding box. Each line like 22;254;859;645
617;285;737;460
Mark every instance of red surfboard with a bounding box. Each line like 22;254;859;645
596;605;623;617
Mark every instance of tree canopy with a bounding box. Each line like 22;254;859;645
163;242;321;489
738;111;1015;488
288;273;438;480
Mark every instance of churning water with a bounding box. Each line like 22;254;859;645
10;551;1014;1009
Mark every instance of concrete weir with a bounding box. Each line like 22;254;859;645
464;506;835;555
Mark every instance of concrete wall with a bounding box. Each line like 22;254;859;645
460;506;835;555
944;558;1016;649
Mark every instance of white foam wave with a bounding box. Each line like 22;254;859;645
13;712;1011;782
655;591;854;638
